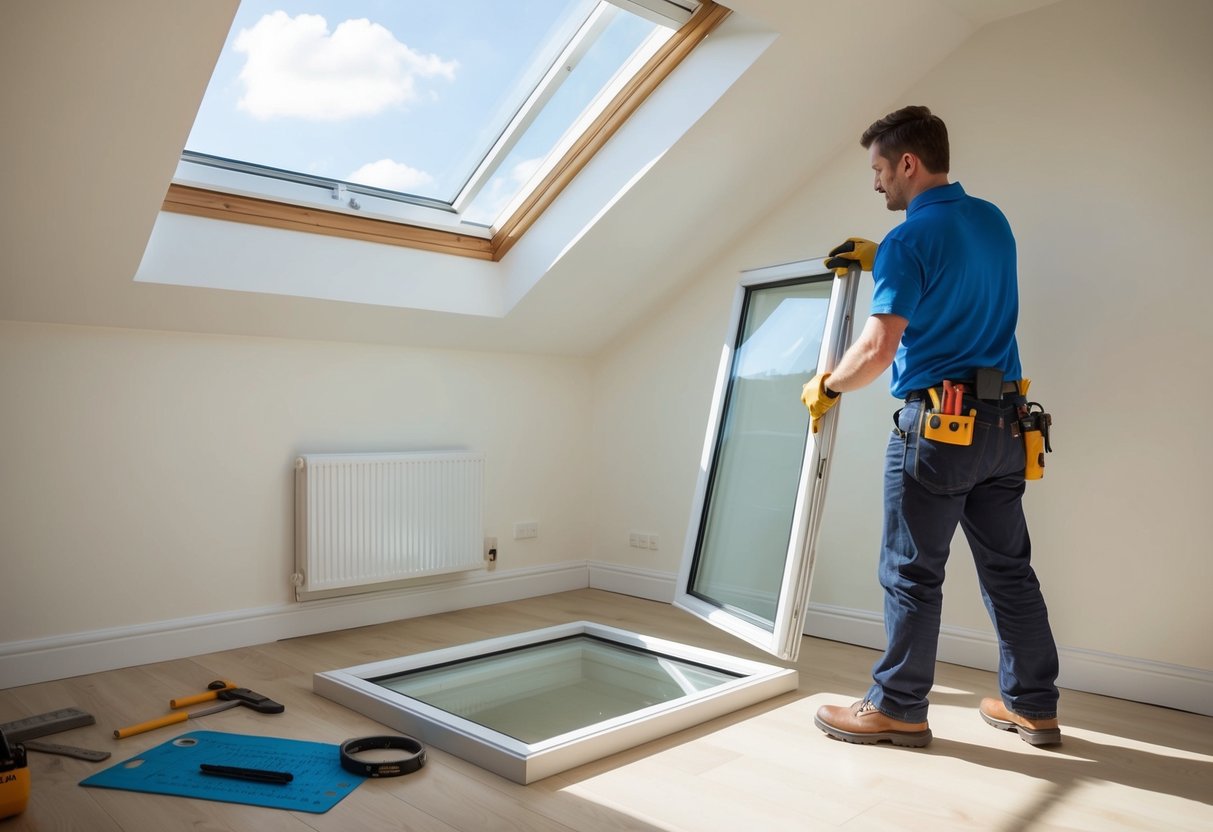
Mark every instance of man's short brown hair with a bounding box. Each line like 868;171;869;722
861;106;949;174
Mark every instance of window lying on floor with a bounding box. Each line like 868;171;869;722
315;621;797;783
171;0;727;259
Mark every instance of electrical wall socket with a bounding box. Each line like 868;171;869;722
629;531;659;550
513;521;538;540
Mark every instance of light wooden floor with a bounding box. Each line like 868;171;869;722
3;589;1210;831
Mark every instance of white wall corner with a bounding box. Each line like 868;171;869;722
588;561;677;602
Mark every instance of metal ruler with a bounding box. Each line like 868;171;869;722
22;739;110;761
0;707;96;743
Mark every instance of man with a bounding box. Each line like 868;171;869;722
801;106;1060;748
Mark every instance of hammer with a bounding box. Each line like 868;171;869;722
114;682;284;739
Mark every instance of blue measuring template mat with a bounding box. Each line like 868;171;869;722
81;731;364;813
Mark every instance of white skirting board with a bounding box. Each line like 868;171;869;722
0;563;588;690
3;561;1210;719
589;563;1213;718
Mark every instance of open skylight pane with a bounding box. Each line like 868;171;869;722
461;8;668;225
181;0;694;231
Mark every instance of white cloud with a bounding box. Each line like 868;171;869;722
346;158;434;192
508;157;543;186
234;11;457;121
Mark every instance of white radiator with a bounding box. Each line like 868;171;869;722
293;451;485;601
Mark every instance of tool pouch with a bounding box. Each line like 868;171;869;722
0;730;30;820
1019;404;1053;480
922;409;976;446
923;385;975;446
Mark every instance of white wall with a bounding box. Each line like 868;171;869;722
0;321;591;643
590;0;1213;685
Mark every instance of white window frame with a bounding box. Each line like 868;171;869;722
673;260;862;661
314;620;797;784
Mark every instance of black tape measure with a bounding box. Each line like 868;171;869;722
339;735;426;777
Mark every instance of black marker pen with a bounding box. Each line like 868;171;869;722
199;763;294;784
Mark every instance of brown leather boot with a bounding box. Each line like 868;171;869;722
979;697;1062;746
814;699;932;748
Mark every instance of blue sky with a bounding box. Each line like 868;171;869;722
186;0;660;221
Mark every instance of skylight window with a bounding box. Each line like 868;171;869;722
172;0;724;260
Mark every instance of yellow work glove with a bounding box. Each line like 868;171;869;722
824;237;878;277
801;372;841;434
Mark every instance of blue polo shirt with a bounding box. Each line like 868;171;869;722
871;182;1022;398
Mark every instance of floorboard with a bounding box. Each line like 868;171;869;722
2;590;1210;831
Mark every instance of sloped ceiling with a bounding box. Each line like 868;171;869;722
0;0;1057;355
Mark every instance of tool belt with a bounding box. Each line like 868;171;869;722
906;368;1053;478
905;380;1020;403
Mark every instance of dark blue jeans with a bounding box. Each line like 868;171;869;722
866;395;1059;723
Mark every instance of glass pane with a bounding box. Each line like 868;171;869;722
461;10;664;225
372;635;739;743
689;278;832;627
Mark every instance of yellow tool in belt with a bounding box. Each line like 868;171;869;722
1007;379;1055;479
924;380;976;446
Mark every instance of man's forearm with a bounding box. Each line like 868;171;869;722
826;347;893;392
823;314;907;393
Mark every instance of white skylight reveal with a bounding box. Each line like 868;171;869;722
174;0;717;258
